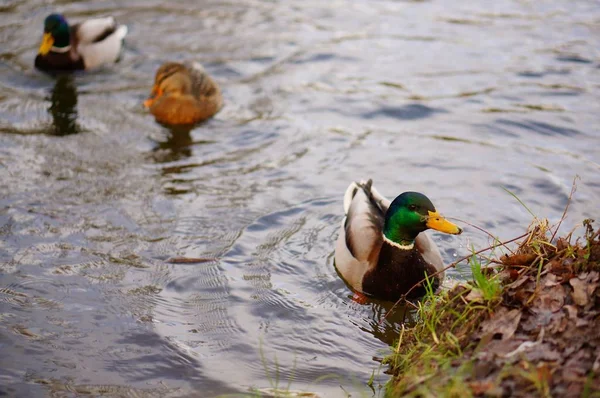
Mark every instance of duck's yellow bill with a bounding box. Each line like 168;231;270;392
426;211;463;234
143;98;154;108
39;33;54;55
143;86;162;108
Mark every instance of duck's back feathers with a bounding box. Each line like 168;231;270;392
335;180;384;292
146;62;223;125
75;18;127;70
184;62;217;96
343;180;384;264
73;17;121;44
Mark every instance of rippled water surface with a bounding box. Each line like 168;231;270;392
1;0;599;396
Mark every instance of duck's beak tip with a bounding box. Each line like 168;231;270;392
426;211;463;235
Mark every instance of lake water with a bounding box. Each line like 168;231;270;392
1;0;599;396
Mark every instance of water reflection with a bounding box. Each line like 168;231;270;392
152;127;194;163
1;0;598;396
356;299;412;347
47;75;81;136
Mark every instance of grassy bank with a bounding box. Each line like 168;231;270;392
385;218;600;397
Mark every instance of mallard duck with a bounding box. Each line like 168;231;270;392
334;180;463;301
34;13;128;72
143;62;223;125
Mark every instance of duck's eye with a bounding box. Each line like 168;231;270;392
408;204;417;211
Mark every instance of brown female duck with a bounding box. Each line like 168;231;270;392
143;62;223;125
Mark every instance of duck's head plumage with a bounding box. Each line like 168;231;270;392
39;14;70;55
384;192;462;246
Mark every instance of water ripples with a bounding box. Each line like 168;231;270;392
1;0;599;396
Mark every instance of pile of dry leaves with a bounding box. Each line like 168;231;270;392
387;219;600;397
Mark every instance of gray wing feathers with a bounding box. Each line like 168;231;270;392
185;62;222;101
368;183;391;214
75;17;118;43
415;232;444;274
75;17;127;70
343;181;386;263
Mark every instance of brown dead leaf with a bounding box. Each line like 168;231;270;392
544;273;560;287
548;258;575;278
525;343;562;362
481;339;524;358
533;284;565;313
507;275;531;290
562;305;589;327
569;278;589;306
564;305;578;320
468;380;496;395
501;253;537;266
536;363;553;384
556;237;570;252
479;306;522;341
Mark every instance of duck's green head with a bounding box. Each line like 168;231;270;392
38;14;70;55
383;192;462;246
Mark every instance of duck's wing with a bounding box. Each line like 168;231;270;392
184;62;224;107
365;182;391;214
73;17;128;70
335;180;387;291
415;231;444;275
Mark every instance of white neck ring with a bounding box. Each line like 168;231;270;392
51;45;71;53
383;235;414;250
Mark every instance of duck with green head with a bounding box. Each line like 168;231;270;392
35;13;128;72
334;180;463;301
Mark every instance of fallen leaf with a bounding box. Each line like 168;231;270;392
501;253;537;266
563;305;590;327
468;380;496;395
507;275;531;290
525;343;562;362
569;278;589;306
533;284;565;313
564;305;578;320
479;306;522;340
556;237;570;252
536;363;553;384
544;273;560;287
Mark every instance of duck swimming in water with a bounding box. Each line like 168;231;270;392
335;180;463;301
34;13;128;72
143;62;223;126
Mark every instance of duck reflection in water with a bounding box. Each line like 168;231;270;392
352;295;414;347
151;122;218;165
47;75;82;136
151;126;194;163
